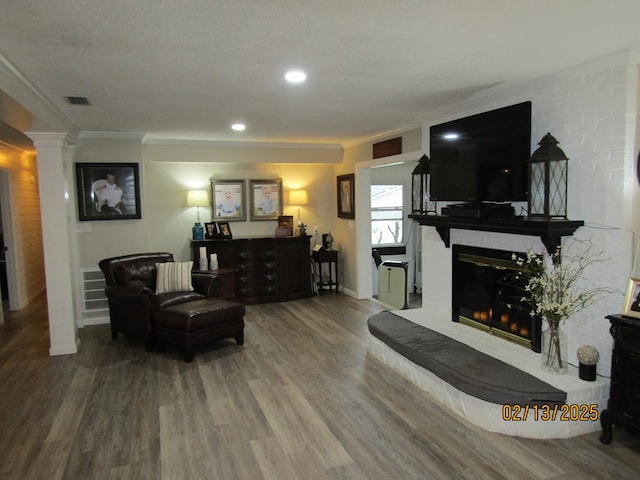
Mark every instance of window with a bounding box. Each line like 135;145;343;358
371;184;403;245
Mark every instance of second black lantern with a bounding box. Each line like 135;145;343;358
528;133;568;219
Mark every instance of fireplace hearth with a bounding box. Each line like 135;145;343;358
452;245;541;352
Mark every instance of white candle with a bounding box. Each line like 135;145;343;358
199;257;208;271
210;253;218;270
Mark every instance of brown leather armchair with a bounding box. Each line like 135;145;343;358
99;252;220;351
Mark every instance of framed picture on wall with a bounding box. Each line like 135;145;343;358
337;173;355;219
249;179;283;220
622;277;640;319
75;163;141;221
211;179;246;221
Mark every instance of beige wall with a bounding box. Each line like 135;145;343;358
71;131;422;296
72;138;341;270
0;123;45;309
143;159;337;262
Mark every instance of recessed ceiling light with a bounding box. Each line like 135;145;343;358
285;70;306;84
231;123;246;131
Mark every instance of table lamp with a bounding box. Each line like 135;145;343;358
289;190;309;235
187;190;209;240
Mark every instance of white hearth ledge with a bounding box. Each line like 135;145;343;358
366;308;610;439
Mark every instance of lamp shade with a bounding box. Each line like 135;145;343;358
187;190;209;207
289;190;309;205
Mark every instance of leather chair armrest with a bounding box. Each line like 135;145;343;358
191;273;222;298
105;284;154;302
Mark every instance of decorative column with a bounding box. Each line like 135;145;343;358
28;132;80;355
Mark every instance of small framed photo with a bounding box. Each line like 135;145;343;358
275;215;294;237
337;173;355;219
204;222;218;239
622;277;640;319
212;180;246;221
217;221;232;239
250;179;283;221
75;163;141;221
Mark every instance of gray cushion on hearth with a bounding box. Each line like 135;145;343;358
368;311;566;406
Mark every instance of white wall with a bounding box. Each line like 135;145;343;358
420;50;640;375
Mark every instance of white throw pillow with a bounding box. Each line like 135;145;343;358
155;261;194;294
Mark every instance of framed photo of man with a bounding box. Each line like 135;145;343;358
75;163;141;221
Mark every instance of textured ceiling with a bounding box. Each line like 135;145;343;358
1;0;640;146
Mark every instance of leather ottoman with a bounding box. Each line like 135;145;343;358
154;298;245;362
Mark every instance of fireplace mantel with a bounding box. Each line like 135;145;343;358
408;214;584;255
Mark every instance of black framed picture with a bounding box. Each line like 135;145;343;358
75;163;141;221
337;173;355;219
217;221;232;239
204;222;218;239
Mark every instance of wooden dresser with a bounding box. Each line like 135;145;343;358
600;314;640;444
191;236;312;304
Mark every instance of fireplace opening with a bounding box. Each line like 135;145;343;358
452;245;541;352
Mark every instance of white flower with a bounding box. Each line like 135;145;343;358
507;240;612;328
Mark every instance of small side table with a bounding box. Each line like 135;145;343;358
312;250;339;294
193;267;237;300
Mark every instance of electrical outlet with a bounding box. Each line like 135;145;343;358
313;225;318;233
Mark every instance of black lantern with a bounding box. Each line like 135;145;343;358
412;154;437;214
528;133;568;219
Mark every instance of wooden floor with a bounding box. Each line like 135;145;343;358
1;294;640;480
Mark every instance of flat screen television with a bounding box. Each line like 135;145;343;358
429;101;531;203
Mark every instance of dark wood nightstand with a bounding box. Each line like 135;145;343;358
312;250;339;294
193;267;237;300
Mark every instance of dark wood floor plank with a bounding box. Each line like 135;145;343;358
2;293;640;479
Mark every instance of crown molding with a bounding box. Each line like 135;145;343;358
0;53;79;136
143;137;343;150
78;131;146;140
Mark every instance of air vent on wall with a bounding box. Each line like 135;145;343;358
65;96;91;105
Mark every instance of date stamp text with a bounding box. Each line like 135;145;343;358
502;404;599;422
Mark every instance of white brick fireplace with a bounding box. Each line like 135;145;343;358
372;49;640;437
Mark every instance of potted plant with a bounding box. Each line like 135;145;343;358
577;345;599;381
511;240;611;374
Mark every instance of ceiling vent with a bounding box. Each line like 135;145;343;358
65;96;91;105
